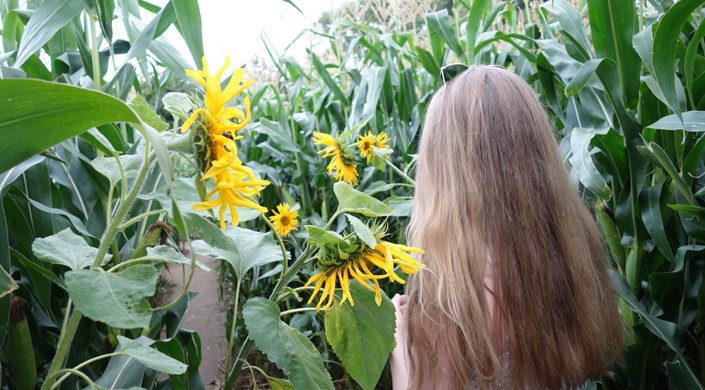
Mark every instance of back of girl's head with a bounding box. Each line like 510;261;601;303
405;66;623;389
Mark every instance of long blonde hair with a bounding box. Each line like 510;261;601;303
405;66;623;389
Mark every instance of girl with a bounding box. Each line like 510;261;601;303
391;66;623;389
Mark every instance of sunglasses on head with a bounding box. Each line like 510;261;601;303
439;63;507;85
440;63;469;85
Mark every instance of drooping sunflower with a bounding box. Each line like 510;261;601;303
357;131;391;163
304;227;425;310
312;132;358;185
269;203;299;237
181;57;269;229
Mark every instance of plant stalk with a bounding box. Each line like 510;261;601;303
225;277;242;375
41;310;83;390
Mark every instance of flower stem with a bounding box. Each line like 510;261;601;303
259;214;289;276
225;277;242;377
384;158;416;185
41;309;82;390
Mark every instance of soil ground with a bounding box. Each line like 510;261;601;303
164;256;227;389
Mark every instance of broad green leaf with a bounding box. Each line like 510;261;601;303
565;59;602;96
609;270;680;352
346;214;376;248
95;353;146;388
162;92;193;120
586;0;641;108
267;377;295;390
189;219;283;279
426;9;464;58
145;245;210;271
0;265;16;298
685;17;705;109
311;53;348;104
243;297;334;390
141;122;174;188
10;248;65;289
637;143;693;204
334;181;394;217
123;2;166;64
569;128;611;200
130;95;168;132
2;10;24;53
465;0;490;62
65;265;159;329
385;197;413;217
640;185;674;262
32;228;107;270
305;226;350;250
325;281;396;390
116;336;188;374
652;0;704;120
645;111;705;132
542;0;591;61
152;338;188;389
92;154;144;187
666;359;705;390
173;0;204;66
0;79;141;173
13;0;83;67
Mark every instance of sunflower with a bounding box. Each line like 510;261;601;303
304;238;425;311
312;132;358;185
357;131;391;163
269;203;299;237
181;57;269;229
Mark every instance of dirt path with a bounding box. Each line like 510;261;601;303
165;256;227;389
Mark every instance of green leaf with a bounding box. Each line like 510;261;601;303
172;0;204;66
639;185;674;262
162;92;193;120
334;182;394;217
542;0;591;61
0;79;141;173
324;281;396;390
32;228;107;270
243;297;334;390
65;265;159;328
13;0;83;67
645;111;705;132
637;143;693;204
0;265;17;298
652;0;705;120
568;127;611;200
565;59;602;96
609;270;680;352
145;245;210;271
304;226;350;250
425;9;464;58
310;53;348;104
586;0;641;108
666;359;705;390
116;336;188;375
685;17;705;110
130;95;168;132
465;0;489;63
346;214;376;248
267;377;295;390
92;154;144;187
189;220;283;279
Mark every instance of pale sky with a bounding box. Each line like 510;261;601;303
172;1;343;66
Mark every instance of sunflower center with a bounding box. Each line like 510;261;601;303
280;216;290;225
